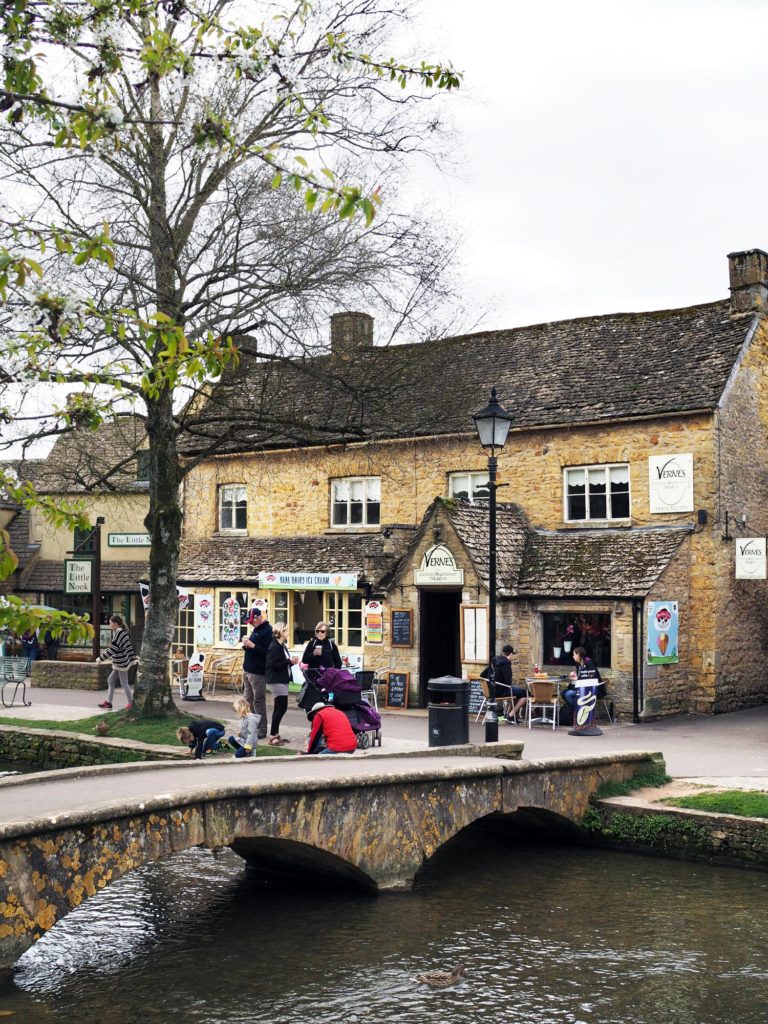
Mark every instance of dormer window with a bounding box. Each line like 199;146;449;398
219;484;247;532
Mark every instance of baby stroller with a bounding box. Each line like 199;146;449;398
297;667;382;749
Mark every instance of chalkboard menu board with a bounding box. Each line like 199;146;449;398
391;608;413;648
468;677;485;716
385;671;409;709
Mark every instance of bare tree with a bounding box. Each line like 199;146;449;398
0;0;462;713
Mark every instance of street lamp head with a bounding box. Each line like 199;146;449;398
472;387;513;451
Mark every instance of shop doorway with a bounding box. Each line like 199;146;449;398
418;589;461;704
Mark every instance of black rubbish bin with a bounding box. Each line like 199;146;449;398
427;675;470;747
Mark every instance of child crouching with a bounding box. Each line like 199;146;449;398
228;697;261;758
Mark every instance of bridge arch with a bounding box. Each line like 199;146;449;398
0;751;663;973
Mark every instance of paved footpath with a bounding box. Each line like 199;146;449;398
2;684;767;789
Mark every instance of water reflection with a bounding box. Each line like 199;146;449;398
3;833;768;1023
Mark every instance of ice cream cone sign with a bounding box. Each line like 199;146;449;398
658;632;669;655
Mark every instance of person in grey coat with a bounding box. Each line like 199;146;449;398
227;697;261;758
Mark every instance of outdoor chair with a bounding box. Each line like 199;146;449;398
206;653;238;696
1;657;33;709
526;678;559;730
475;677;518;725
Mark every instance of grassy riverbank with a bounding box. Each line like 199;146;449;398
0;711;295;755
663;790;768;818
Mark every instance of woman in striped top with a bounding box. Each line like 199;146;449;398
97;614;137;710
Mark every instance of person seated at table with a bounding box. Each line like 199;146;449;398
484;643;527;722
562;646;606;716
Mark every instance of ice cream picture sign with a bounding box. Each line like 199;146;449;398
647;601;679;664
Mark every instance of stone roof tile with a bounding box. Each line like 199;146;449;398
182;300;750;455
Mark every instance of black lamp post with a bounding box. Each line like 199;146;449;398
472;387;513;742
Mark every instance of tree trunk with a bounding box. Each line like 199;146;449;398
134;391;182;715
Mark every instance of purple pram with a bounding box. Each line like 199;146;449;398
297;667;382;748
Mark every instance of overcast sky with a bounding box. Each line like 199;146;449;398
404;0;768;331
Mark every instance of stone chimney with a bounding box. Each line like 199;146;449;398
728;249;768;315
330;311;373;354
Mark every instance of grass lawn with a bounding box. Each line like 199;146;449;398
0;711;295;756
663;790;768;818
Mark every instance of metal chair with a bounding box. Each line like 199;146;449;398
206;653;237;696
355;670;377;710
526;678;559;730
475;678;518;725
597;694;615;723
1;657;32;708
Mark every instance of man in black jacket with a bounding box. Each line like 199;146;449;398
241;607;272;739
489;643;527;723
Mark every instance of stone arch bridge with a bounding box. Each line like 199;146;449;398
0;750;663;973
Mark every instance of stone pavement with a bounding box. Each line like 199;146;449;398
2;684;767;785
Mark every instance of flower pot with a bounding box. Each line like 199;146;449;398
563;641;572;653
553;646;562;659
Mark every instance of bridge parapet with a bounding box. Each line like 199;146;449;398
0;751;664;974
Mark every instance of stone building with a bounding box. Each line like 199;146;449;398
176;250;768;718
7;417;150;653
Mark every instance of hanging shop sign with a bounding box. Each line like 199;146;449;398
414;544;464;585
107;533;151;547
258;571;358;590
648;454;694;514
735;537;767;580
364;600;384;644
647;601;679;665
64;558;92;594
194;592;215;646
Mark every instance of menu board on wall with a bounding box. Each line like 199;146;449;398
461;605;488;663
385;671;409;709
391;608;413;648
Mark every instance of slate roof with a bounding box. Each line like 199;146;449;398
181;300;750;455
176;531;414;588
20;560;146;593
33;416;147;493
383;499;690;599
518;525;691;598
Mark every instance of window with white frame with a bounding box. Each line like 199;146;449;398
449;471;490;502
218;484;247;532
565;464;630;521
331;477;380;527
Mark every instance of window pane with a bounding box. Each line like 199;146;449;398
235;503;247;530
567;494;586;520
450;474;469;499
332;501;348;525
543;612;612;667
471;475;490;501
366;501;380;525
566;469;585;490
609;466;629;486
366;478;381;501
350;500;363;524
350;480;364;502
333;480;349;501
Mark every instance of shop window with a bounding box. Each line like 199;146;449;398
73;525;95;554
136;450;150;482
218;484;247;532
543;612;612;668
448;471;490;502
564;464;630;521
331;477;380;527
174;594;196;657
218;590;250;646
324;591;364;649
293;590;324;647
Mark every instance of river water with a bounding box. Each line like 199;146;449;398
2;832;768;1024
